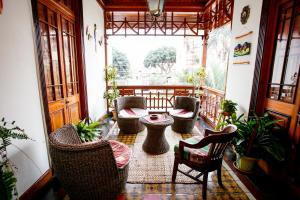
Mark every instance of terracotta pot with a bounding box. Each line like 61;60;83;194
236;154;258;173
221;111;232;116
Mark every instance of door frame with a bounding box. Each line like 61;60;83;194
31;0;89;134
249;0;271;114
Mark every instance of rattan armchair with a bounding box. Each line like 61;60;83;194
114;96;147;134
170;96;200;133
48;125;130;200
172;125;237;199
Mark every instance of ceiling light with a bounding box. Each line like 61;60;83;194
147;0;165;17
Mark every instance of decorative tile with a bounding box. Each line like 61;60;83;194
108;124;251;200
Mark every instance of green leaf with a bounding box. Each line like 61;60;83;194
74;118;102;142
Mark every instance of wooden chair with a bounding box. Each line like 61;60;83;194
172;125;237;199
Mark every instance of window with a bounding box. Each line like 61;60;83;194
267;1;300;103
205;24;231;91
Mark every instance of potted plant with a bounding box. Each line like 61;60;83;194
232;113;285;173
74;118;103;142
186;66;206;98
0;118;29;200
215;99;238;131
103;65;120;120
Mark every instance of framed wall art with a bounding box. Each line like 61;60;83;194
233;31;253;65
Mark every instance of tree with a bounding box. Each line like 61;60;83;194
112;48;130;77
143;47;176;74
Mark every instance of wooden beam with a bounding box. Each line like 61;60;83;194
105;4;205;12
96;0;106;10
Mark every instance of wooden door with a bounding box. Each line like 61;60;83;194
37;0;81;131
257;0;300;182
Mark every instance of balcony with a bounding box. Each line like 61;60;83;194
114;85;225;127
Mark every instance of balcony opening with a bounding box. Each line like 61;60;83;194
107;36;203;86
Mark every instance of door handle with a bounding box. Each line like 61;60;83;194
65;100;70;104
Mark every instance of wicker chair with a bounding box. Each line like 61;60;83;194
170;96;200;133
172;125;237;199
115;96;147;134
48;125;130;200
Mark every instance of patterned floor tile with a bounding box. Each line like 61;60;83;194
107;124;250;200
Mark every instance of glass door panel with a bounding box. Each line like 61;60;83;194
267;1;300;103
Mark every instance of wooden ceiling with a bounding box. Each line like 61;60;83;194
99;0;233;37
98;0;210;12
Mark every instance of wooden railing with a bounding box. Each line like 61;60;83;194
199;86;225;127
116;85;195;112
112;85;225;126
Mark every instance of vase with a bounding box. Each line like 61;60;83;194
235;154;258;173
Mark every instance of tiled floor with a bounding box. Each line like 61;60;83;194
107;120;254;200
118;182;251;200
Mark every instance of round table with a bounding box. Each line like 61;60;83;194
139;115;174;155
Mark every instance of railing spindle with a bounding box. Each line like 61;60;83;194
150;91;152;110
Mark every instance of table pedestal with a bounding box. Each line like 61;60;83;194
142;126;170;154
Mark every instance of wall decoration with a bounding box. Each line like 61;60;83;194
0;0;3;15
92;24;104;52
86;26;92;40
233;31;253;65
86;24;103;52
234;42;251;57
94;24;97;52
98;36;103;46
240;5;250;25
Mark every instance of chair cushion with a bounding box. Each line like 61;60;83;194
174;136;210;164
109;140;131;168
119;108;148;118
169;109;193;118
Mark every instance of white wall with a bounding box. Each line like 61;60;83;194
0;0;49;195
225;0;263;116
0;0;107;196
82;0;107;120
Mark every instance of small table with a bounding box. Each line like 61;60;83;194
139;115;174;155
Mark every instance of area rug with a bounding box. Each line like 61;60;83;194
108;125;238;184
126;126;202;183
61;124;253;200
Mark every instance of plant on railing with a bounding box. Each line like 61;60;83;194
215;99;238;130
186;66;206;98
104;65;120;108
74;118;103;142
0;118;29;200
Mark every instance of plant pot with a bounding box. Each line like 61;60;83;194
219;110;232;117
235;154;258;173
112;109;117;121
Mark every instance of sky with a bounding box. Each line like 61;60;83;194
107;36;185;71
